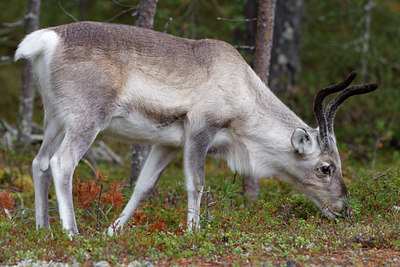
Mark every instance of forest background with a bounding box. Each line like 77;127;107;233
0;0;400;265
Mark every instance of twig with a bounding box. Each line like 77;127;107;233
371;167;394;180
205;190;209;220
98;141;123;165
208;191;228;208
3;208;12;220
164;17;173;33
111;0;135;8
2;19;24;28
234;45;255;50
58;0;78;22
79;201;95;220
104;204;114;217
105;7;138;23
200;188;214;231
0;117;17;136
95;183;103;231
208;175;238;208
12;208;35;222
230;172;236;208
0;117;44;143
217;17;257;22
80;158;98;178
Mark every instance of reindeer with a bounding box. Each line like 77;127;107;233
15;21;377;236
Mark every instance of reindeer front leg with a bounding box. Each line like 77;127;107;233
108;145;179;235
184;125;217;230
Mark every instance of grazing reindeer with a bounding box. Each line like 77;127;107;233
15;22;377;236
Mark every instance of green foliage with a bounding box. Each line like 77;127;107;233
1;148;400;265
349;167;400;218
297;0;400;164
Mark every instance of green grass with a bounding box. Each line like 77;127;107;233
1;146;400;265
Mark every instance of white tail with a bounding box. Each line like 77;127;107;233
15;29;59;61
15;22;376;236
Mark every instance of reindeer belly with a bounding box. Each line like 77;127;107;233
105;115;185;147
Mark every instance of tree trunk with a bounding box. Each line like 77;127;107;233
79;0;87;21
130;144;149;186
360;0;372;82
243;0;276;200
269;0;302;94
136;0;158;29
253;0;276;84
130;0;158;186
17;0;41;148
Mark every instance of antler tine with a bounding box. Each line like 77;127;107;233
313;72;357;150
325;83;378;133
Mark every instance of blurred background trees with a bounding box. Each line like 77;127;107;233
16;0;41;148
0;0;399;176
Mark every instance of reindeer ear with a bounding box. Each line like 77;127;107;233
291;128;314;155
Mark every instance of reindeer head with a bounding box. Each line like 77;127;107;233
289;72;377;218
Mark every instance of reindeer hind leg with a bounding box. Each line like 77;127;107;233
49;121;101;235
32;114;65;229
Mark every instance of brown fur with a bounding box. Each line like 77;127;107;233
50;22;249;127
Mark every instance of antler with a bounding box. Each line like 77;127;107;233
325;83;378;134
313;72;357;150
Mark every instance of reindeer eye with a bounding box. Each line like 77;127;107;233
320;165;331;175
